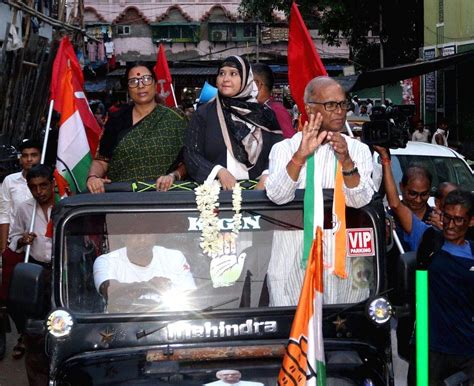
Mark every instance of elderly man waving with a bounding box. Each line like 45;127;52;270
265;76;376;306
265;76;374;207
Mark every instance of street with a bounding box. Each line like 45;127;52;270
391;318;409;385
0;324;29;386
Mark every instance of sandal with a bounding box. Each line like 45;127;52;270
11;337;25;359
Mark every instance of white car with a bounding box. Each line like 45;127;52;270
373;141;474;203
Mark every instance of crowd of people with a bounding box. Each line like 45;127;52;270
349;95;453;147
0;54;472;385
411;118;450;145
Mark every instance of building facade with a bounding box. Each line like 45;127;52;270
423;0;474;142
83;0;350;103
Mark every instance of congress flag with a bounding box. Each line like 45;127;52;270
278;227;326;386
288;2;327;126
153;43;177;107
50;37;101;193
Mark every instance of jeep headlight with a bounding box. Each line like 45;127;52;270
366;297;393;325
47;310;73;338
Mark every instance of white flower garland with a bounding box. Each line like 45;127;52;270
231;182;242;234
195;181;243;257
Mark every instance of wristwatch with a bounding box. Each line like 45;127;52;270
342;166;358;176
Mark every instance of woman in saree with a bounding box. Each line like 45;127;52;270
87;62;186;193
184;55;283;190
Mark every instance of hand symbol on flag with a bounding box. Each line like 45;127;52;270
279;335;316;385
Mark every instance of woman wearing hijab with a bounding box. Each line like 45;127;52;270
184;56;283;190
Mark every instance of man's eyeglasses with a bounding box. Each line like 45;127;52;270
127;75;154;88
406;190;430;199
305;100;352;111
441;213;469;227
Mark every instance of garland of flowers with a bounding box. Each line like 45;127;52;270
195;181;242;256
231;182;242;234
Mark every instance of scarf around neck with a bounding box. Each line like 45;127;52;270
216;56;281;168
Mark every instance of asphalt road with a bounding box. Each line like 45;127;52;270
391;318;409;385
0;324;29;386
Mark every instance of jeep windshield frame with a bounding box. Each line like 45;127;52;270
53;190;384;317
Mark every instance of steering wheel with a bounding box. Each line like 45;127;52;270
106;283;165;313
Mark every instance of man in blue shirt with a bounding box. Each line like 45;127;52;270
387;164;433;252
376;146;474;384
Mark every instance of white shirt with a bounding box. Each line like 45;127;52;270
0;171;32;230
93;246;196;293
205;381;263;386
366;102;373;115
104;41;114;56
432;128;448;146
412;129;430;142
352;99;360;115
265;133;375;305
208;150;250;183
9;198;52;263
265;132;375;208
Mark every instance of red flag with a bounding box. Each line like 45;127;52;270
50;37;102;156
288;2;327;126
153;44;177;107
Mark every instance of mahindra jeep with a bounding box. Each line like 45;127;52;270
9;188;402;385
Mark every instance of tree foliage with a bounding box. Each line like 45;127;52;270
239;0;423;71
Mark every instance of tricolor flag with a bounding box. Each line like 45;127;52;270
153;43;177;107
50;37;102;193
288;2;328;127
279;227;326;386
302;150;347;278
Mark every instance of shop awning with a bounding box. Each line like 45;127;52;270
106;67;218;77
107;68;126;77
170;67;217;76
269;64;343;73
339;50;474;92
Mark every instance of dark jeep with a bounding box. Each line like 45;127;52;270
9;188;409;385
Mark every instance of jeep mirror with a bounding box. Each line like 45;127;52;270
393;251;416;311
8;263;47;320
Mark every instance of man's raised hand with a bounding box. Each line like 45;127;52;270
327;131;350;163
296;113;327;160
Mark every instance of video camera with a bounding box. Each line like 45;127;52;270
361;105;412;149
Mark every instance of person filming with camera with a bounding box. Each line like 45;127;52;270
375;145;474;385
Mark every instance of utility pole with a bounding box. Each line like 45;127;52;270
256;18;260;63
379;2;385;104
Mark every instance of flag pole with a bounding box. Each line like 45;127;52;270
170;83;178;108
40;99;54;165
344;120;354;137
24;99;54;263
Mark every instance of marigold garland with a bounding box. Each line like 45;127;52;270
195;181;242;256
